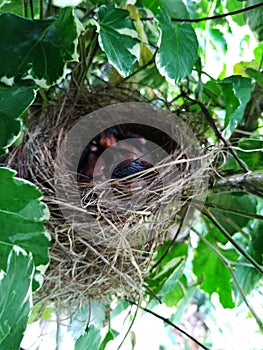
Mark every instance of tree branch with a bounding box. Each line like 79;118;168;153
212;171;263;198
127;299;211;350
140;3;263;23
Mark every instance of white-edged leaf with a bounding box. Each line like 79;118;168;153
98;4;139;77
0;7;80;88
156;8;198;82
0;167;51;291
0;244;34;350
0;82;37;155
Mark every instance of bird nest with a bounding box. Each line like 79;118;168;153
6;87;210;303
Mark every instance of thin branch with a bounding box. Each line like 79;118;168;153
193;228;263;330
149;205;189;272
127;300;211;350
23;0;28;17
117;300;141;350
230;269;263;330
39;0;44;19
116;52;157;86
187;97;250;172
202;207;263;275
205;200;263;221
29;0;34;19
140;3;263;23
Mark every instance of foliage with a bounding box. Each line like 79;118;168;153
0;168;50;349
0;245;34;350
0;0;262;349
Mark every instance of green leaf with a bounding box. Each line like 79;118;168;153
142;0;190;17
234;221;263;303
147;242;188;298
0;167;51;290
99;328;119;350
156;8;198;82
209;28;227;54
170;285;196;322
110;300;129;318
163;274;188;307
254;43;263;64
246;68;263;87
226;0;244;26
193;237;235;308
206;192;257;235
98;4;139;77
0;244;34;350
0;82;37;155
218;76;254;138
226;139;263;171
250;220;263;265
0;7;79;88
234;262;261;304
0;0;40;17
245;0;263;41
75;325;101;350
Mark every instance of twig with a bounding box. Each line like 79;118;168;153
193;228;263;330
23;0;28;17
205;200;263;221
29;0;34;19
187;97;250;173
202;207;263;275
117;298;141;350
127;299;210;350
149;205;189;272
140;3;263;23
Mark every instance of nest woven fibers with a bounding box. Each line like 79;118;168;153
6;88;210;303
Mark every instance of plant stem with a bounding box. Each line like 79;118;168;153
127;299;211;350
39;0;44;19
23;0;28;17
202;207;263;275
194;228;263;331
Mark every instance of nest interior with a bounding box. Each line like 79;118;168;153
5;86;209;303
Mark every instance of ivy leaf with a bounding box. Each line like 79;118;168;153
156;8;198;82
0;244;34;350
98;5;139;77
218;76;254;138
0;167;51;291
0;82;37;155
0;7;79;88
75;325;101;350
193;237;235;308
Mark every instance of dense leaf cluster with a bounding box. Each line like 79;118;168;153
0;0;262;349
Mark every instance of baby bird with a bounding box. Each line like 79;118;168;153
77;126;153;184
